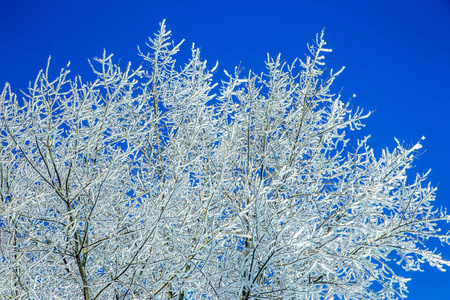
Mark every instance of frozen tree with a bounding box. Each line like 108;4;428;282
1;20;449;300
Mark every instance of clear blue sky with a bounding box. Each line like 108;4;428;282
1;0;450;298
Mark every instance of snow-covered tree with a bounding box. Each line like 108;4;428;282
1;20;449;300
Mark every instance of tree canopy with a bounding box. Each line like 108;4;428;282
1;21;449;300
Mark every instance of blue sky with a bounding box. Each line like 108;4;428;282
1;0;450;298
